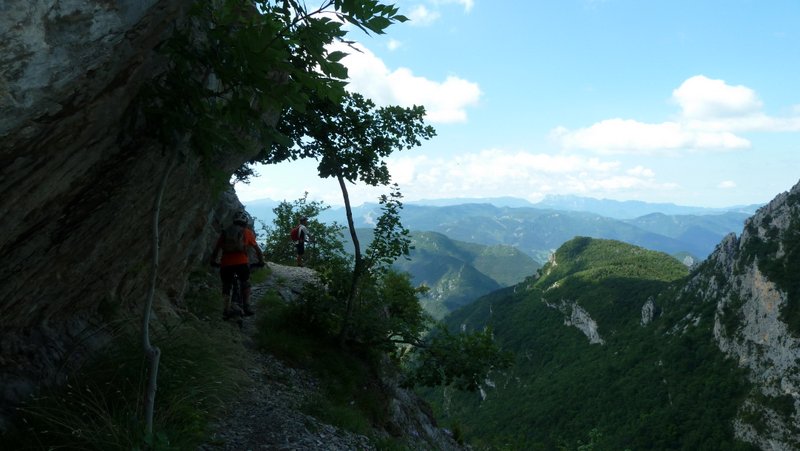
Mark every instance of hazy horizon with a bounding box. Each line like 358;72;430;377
241;190;768;211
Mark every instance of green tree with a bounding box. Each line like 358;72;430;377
365;184;413;273
259;193;348;267
276;92;435;343
405;325;513;392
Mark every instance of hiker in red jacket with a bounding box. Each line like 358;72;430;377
210;210;264;318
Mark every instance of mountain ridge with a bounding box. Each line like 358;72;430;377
245;194;762;220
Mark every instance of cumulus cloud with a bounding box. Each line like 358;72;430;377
673;75;762;119
552;75;800;154
334;42;481;123
551;119;751;154
378;149;668;203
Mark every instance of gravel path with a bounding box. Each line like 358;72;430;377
198;263;376;451
198;262;464;451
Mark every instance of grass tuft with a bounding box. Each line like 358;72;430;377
254;290;391;436
3;271;248;450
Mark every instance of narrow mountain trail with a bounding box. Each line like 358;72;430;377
197;262;377;451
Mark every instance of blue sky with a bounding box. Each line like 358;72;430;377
237;0;800;208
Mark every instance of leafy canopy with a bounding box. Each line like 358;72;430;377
139;0;410;179
276;91;436;186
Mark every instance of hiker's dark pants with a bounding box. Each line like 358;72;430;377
296;241;306;256
220;264;251;296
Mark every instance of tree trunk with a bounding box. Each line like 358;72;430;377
142;150;176;439
336;173;362;346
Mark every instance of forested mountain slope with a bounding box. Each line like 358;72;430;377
343;230;539;319
424;238;753;450
398;231;539;319
422;180;800;450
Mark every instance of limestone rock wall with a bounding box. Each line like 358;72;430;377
0;0;249;425
543;299;606;345
686;181;800;449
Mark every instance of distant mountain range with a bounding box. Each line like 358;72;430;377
407;195;761;219
244;196;758;264
530;194;761;219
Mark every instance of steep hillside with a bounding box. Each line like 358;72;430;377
398;232;539;318
423;237;755;450
340;230;539;319
678;181;800;449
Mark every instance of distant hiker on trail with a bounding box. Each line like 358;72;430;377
210;210;264;319
291;216;312;267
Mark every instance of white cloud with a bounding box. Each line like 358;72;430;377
405;1;473;26
684;113;800;133
551;119;750;154
387;39;402;51
407;5;440;26
334;42;481;123
718;180;737;189
237;149;677;207
673;75;762;119
377;149;672;203
552;75;800;154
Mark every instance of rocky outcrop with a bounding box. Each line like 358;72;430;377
0;0;254;427
641;297;656;326
682;181;800;449
544;299;605;345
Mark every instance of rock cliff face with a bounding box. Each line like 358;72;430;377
0;0;247;425
680;181;800;450
544;299;606;345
